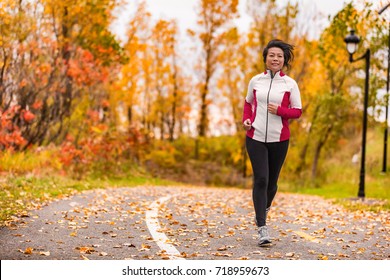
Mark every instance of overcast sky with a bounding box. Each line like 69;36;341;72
111;0;387;43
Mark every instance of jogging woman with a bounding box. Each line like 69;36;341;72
242;39;302;246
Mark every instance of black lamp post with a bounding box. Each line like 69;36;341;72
344;30;370;199
379;3;390;173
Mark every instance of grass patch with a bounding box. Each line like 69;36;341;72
279;174;390;212
336;197;390;212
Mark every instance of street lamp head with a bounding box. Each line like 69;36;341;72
344;30;361;55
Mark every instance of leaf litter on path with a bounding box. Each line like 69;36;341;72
2;186;389;260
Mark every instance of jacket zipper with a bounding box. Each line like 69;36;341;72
265;72;274;143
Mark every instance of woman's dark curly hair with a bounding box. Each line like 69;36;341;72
262;39;295;70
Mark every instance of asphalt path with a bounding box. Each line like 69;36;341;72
0;185;389;260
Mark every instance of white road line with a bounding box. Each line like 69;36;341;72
145;195;184;260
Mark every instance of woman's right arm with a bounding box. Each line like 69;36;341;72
242;78;254;122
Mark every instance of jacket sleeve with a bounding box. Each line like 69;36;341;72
277;107;302;119
277;79;302;119
242;78;254;122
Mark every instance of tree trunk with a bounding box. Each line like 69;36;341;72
127;106;132;124
295;104;319;174
169;53;178;141
199;65;211;137
311;124;333;180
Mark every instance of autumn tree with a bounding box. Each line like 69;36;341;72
149;20;189;141
0;0;125;150
111;1;151;132
191;0;239;137
216;27;245;133
297;2;386;180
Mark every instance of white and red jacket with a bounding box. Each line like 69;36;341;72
243;70;302;143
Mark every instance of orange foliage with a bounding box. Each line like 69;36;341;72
58;125;149;178
22;110;35;123
67;48;109;86
0;106;28;151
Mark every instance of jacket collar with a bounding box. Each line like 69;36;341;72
264;69;285;78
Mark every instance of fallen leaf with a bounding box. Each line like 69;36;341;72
212;252;233;257
217;246;228;251
140;244;151;250
24;247;33;254
76;247;95;254
123;243;136;248
39;251;50;256
338;253;349;258
252;251;264;255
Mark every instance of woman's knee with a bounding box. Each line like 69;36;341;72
253;176;267;189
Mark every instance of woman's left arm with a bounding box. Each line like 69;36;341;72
277;80;302;119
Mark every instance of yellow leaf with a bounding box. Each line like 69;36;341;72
24;247;33;254
141;244;151;250
78;247;95;254
212;252;233;257
252;251;264;255
217;246;227;251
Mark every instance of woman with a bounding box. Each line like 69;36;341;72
242;39;302;246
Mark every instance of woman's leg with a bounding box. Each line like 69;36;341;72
245;137;268;227
266;140;289;209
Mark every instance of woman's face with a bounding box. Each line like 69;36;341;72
266;47;284;73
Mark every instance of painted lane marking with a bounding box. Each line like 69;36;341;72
145;195;184;260
293;231;321;243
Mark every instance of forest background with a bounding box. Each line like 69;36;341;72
1;0;389;225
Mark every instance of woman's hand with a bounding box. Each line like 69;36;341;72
243;119;252;131
267;103;279;115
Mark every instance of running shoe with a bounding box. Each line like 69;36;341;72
258;225;271;246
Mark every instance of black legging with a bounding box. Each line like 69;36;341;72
246;136;289;227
